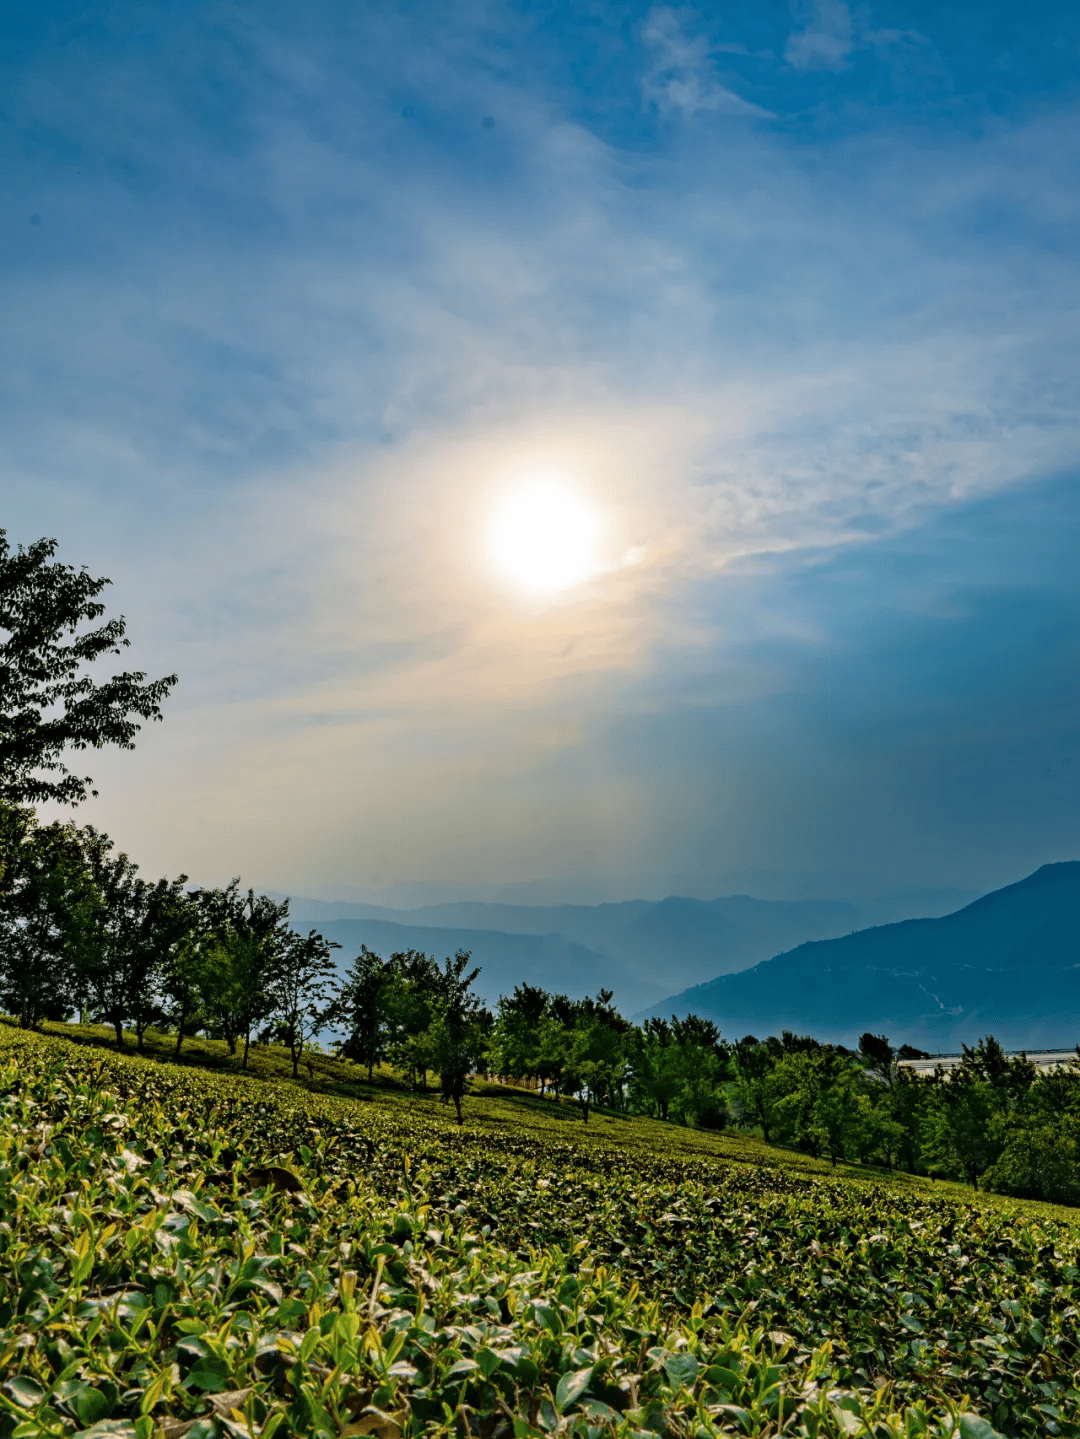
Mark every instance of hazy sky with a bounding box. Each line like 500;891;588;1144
4;1;1079;904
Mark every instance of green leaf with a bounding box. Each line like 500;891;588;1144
75;1388;113;1427
515;1356;540;1387
186;1357;231;1393
663;1353;699;1389
555;1367;593;1413
4;1378;45;1410
476;1348;501;1379
958;1417;1004;1439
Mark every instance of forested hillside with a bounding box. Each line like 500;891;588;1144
652;863;1080;1049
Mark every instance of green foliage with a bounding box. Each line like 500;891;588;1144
265;925;341;1079
5;1026;1080;1438
0;805;90;1028
192;884;297;1067
0;530;176;807
70;827;191;1052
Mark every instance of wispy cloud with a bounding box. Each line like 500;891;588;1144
784;0;940;81
784;0;855;73
641;8;775;117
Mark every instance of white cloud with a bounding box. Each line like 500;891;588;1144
784;0;855;72
642;7;774;118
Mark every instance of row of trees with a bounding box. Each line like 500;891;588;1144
328;947;1080;1203
723;1030;1080;1206
330;946;1080;1206
0;805;339;1077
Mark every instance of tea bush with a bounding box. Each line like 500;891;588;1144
1;1028;1077;1439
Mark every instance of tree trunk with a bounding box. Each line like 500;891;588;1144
242;1031;251;1068
114;1018;124;1050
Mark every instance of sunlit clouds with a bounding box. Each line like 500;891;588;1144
5;0;1080;899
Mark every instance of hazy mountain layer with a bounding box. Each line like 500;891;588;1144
289;890;976;1016
646;863;1080;1050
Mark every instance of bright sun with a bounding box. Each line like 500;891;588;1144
490;483;599;594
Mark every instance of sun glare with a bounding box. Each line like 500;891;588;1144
490;483;599;594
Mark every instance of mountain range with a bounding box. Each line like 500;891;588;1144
289;887;976;1016
649;862;1080;1050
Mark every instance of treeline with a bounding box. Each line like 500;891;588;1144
0;806;338;1079
727;1030;1080;1206
328;951;1080;1208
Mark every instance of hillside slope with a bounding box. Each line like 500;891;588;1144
648;861;1080;1049
5;1024;1080;1437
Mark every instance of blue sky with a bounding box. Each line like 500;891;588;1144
3;0;1079;903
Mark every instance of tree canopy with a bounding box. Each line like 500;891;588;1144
0;530;177;805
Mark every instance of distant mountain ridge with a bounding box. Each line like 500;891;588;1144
287;887;979;1016
646;862;1080;1050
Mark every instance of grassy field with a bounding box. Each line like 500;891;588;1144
1;1024;1079;1438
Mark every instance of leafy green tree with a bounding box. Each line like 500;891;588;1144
858;1032;897;1090
71;827;191;1051
984;1112;1080;1205
160;915;216;1058
733;1036;781;1143
630;1016;730;1127
490;983;550;1088
892;1065;929;1172
0;805;91;1028
427;951;488;1123
327;946;395;1078
0;531;176;807
267;927;341;1078
629;1019;684;1122
922;1068;1001;1186
381;950;443;1090
193;883;292;1067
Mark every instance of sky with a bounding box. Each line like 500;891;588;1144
3;0;1079;906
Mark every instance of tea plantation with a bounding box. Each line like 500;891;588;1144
2;1028;1079;1439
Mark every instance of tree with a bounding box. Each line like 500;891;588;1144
267;926;340;1078
193;883;293;1066
381;950;445;1090
427;951;488;1123
733;1036;781;1143
160;895;218;1058
328;946;395;1078
858;1032;897;1090
629;1020;683;1122
560;992;628;1123
71;827;190;1051
0;531;176;806
490;983;550;1088
0;804;90;1028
